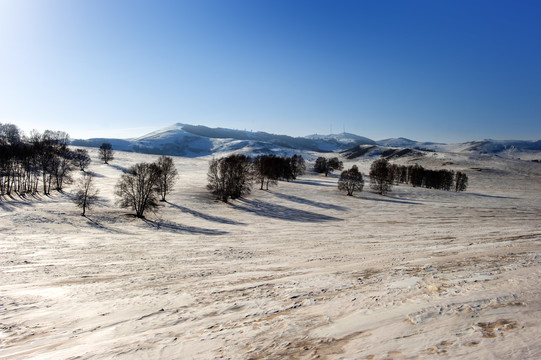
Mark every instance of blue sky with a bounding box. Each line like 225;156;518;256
0;0;539;142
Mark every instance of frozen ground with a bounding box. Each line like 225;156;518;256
1;148;540;359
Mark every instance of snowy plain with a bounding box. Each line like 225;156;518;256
1;147;540;359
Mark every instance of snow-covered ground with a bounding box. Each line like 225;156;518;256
1;148;540;359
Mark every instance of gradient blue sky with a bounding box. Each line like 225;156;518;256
1;0;539;142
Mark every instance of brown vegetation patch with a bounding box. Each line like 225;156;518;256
246;331;366;360
475;319;517;338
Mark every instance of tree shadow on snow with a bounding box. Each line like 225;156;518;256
230;199;342;223
167;202;245;226
85;170;105;178
0;194;42;211
141;218;228;236
85;216;106;228
108;164;130;173
269;191;347;211
292;179;336;187
464;192;518;200
356;195;422;206
0;201;18;212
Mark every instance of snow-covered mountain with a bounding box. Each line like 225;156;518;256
72;123;376;157
71;123;540;159
306;132;375;144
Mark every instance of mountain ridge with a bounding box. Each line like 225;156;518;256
71;123;541;158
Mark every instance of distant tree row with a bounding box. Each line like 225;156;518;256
207;154;306;202
367;158;468;195
336;158;469;197
388;163;468;192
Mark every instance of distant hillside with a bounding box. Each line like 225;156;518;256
340;144;424;160
461;140;541;153
376;138;541;156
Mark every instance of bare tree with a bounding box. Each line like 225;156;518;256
74;149;91;171
74;173;99;216
52;145;75;191
115;162;160;218
156;155;178;201
338;165;364;196
99;142;114;164
369;158;393;195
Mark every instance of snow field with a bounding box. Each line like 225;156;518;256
1;148;540;359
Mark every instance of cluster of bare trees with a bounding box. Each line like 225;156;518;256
74;154;178;217
207;154;253;203
0;123;76;196
207;154;306;202
115;155;178;217
314;157;343;176
254;154;306;190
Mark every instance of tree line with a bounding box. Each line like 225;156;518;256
207;154;306;202
363;158;468;195
323;157;469;196
385;161;468;192
0;123;119;198
1;124;76;196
